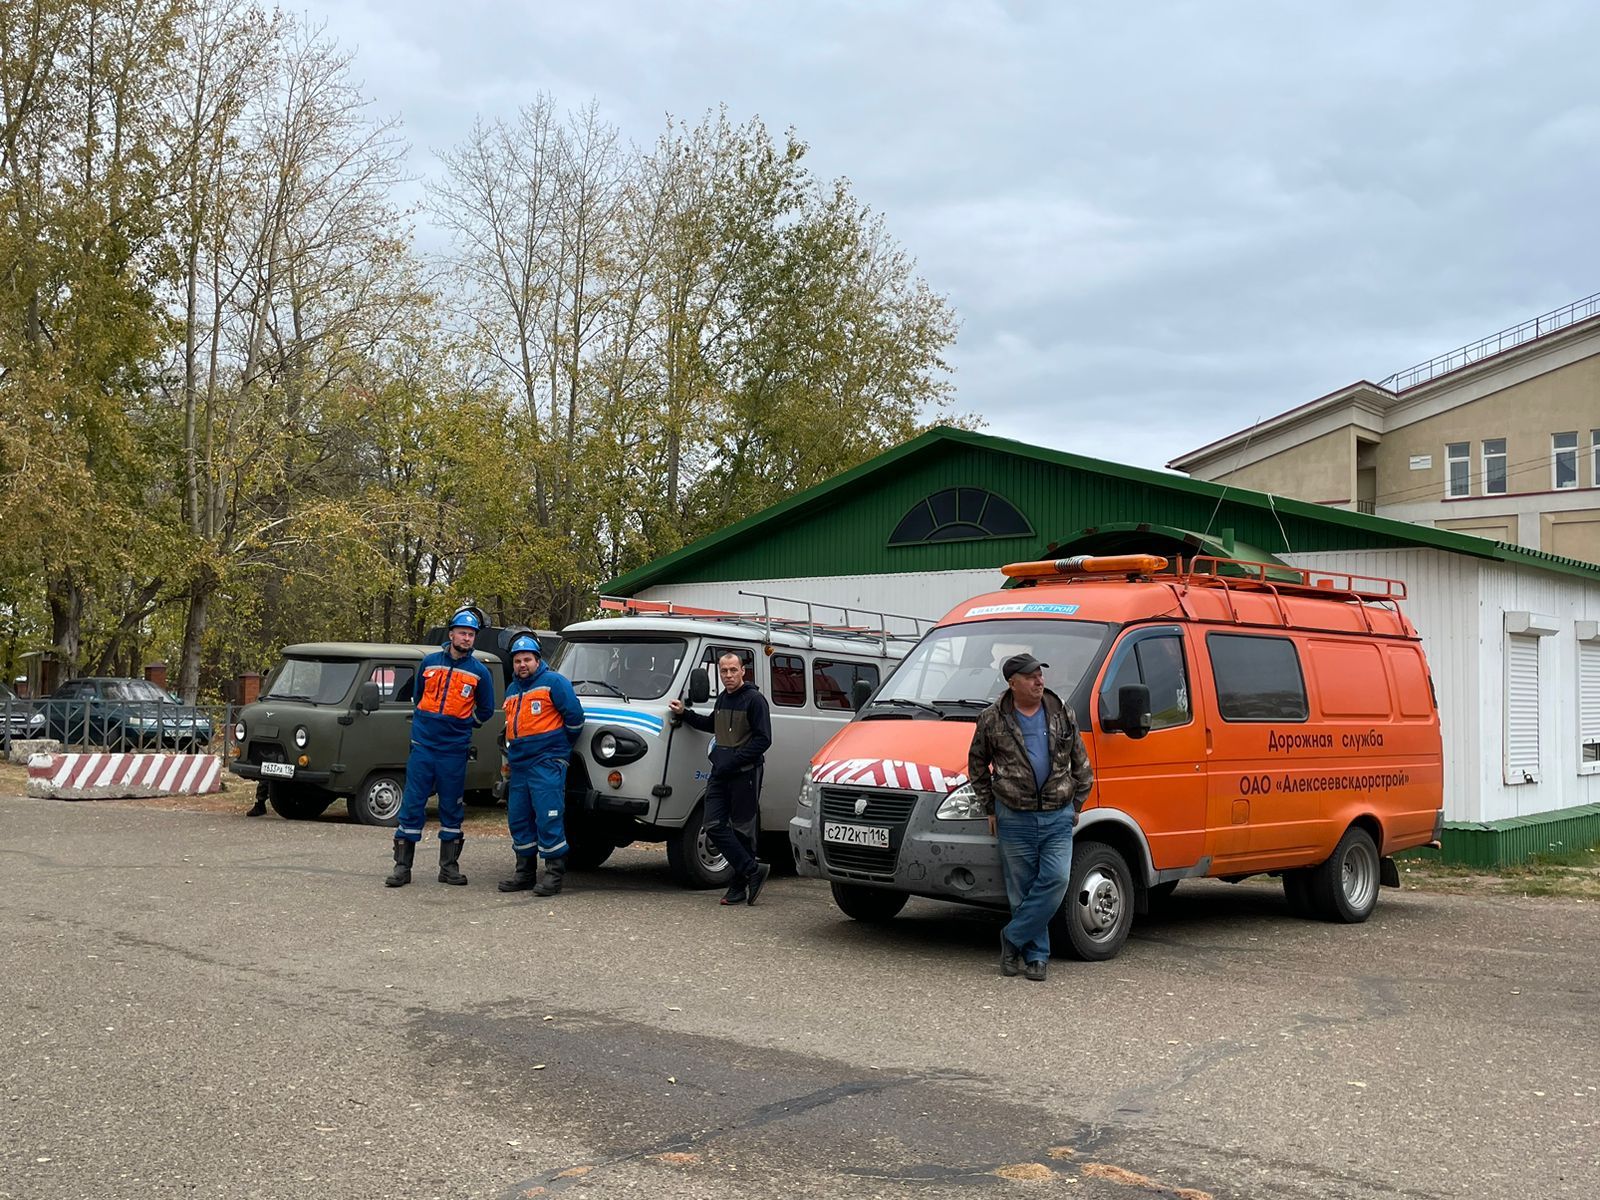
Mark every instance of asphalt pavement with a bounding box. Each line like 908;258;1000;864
2;795;1596;1199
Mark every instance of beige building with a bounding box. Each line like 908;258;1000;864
1169;293;1600;567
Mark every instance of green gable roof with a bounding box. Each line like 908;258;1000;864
603;426;1600;594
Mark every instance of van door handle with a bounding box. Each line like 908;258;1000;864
1205;727;1214;754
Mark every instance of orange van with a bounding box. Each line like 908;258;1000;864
788;555;1444;961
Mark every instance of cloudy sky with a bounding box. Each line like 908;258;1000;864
315;0;1600;470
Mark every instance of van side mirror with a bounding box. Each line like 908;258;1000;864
1117;684;1152;739
354;682;381;714
850;679;873;712
687;672;711;705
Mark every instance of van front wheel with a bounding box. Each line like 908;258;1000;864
665;802;737;890
268;782;335;821
1055;841;1135;962
1309;826;1380;923
830;882;909;923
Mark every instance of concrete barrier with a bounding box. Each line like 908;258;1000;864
27;752;224;800
8;738;63;765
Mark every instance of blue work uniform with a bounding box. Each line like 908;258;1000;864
503;663;585;859
396;648;496;844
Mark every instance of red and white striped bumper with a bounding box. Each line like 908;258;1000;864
26;752;224;800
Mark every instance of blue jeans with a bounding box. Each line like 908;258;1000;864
996;804;1076;963
507;755;569;859
396;742;467;844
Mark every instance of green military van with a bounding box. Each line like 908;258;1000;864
229;641;513;824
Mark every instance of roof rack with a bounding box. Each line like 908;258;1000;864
597;592;932;654
1178;556;1407;601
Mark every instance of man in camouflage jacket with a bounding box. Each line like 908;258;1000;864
967;653;1094;981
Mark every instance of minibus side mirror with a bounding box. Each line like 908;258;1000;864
354;682;381;715
1116;684;1152;739
850;680;873;712
687;672;712;705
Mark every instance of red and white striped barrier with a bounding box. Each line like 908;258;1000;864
26;752;224;800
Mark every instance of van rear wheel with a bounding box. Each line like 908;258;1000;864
1308;826;1380;923
348;772;404;826
1055;841;1135;962
830;882;909;924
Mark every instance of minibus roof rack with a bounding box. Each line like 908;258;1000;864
596;593;933;653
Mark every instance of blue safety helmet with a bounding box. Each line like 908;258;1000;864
508;634;541;658
448;608;482;631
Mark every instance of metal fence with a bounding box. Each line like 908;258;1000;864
1380;290;1600;392
2;698;239;755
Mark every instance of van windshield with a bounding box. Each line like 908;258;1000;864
869;619;1111;715
265;658;361;705
553;637;688;701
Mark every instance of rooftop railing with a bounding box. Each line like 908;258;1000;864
1380;291;1600;392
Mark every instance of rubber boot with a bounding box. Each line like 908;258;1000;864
247;782;268;817
532;856;567;897
384;839;414;888
498;853;537;893
438;837;467;886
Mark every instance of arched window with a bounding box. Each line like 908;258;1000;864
888;488;1033;546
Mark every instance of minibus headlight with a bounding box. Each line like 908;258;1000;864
293;726;309;749
589;727;646;765
797;768;819;809
935;783;985;821
233;721;246;743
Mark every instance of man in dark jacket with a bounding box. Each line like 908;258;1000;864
668;652;773;905
967;653;1094;980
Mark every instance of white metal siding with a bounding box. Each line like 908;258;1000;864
1504;634;1541;785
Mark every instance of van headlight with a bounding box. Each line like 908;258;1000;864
797;767;819;809
234;721;246;742
293;726;309;749
590;727;646;765
935;783;985;821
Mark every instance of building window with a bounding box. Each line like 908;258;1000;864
1580;634;1600;774
1553;432;1579;490
1591;429;1599;489
1445;442;1471;498
1505;633;1541;784
888;488;1033;546
1482;438;1507;496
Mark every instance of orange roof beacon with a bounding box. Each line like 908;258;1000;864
788;555;1445;961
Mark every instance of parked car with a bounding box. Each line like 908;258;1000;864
24;677;215;751
1;679;38;750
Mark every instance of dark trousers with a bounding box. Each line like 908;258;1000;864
704;767;760;880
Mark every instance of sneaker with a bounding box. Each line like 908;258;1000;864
1000;936;1023;977
1023;959;1048;982
719;883;748;905
744;863;772;906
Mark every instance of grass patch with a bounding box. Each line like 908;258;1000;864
1398;842;1600;899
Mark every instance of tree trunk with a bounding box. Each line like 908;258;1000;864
177;572;215;702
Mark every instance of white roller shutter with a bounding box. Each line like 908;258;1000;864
1504;633;1541;785
1580;640;1600;772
